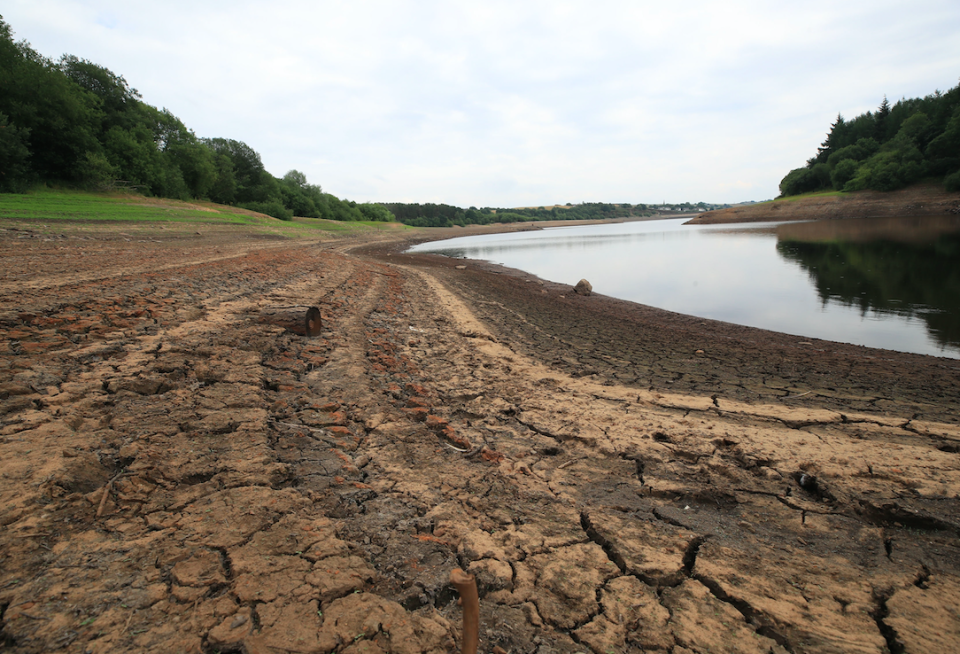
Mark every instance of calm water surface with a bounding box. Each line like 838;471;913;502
409;217;960;359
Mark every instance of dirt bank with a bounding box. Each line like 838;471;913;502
689;184;960;225
1;220;959;654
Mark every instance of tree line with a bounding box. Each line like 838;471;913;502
377;202;660;228
0;16;392;222
780;81;960;196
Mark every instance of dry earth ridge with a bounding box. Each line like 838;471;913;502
0;223;959;654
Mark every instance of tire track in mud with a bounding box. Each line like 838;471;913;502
0;245;462;653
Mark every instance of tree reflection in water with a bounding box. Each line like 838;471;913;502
776;216;960;351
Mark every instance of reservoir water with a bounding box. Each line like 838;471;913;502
408;216;960;359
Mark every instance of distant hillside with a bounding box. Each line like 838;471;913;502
779;83;960;197
687;183;960;225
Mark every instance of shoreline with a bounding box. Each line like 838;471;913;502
361;238;960;423
379;219;960;364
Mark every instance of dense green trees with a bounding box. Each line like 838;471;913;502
0;22;100;186
0;112;31;192
781;82;960;196
378;202;662;227
0;15;385;222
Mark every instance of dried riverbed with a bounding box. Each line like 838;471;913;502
1;222;959;653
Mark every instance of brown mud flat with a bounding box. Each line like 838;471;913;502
689;184;960;224
1;221;959;654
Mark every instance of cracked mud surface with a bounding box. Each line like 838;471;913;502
2;222;959;653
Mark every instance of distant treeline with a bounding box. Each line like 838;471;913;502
378;201;730;227
780;81;960;196
378;202;651;227
0;15;391;222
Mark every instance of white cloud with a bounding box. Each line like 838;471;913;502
4;0;959;205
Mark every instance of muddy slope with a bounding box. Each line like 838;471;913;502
1;224;958;654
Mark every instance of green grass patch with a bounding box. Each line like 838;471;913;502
0;189;405;237
0;190;258;224
772;190;846;203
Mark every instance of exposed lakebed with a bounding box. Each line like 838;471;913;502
3;222;959;653
410;215;960;359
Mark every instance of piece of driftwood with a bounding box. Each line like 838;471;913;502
259;306;322;337
450;568;479;654
97;471;133;518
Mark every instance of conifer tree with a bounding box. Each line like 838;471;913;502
815;113;845;164
875;95;891;140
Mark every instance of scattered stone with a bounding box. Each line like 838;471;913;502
574;279;593;296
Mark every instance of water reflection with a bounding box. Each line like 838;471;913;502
775;216;960;353
409;217;960;358
431;226;697;260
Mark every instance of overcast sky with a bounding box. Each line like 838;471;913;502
4;1;960;206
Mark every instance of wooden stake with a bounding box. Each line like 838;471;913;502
258;306;322;337
450;568;479;654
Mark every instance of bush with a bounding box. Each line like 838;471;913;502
779;164;830;196
844;159;904;192
357;202;395;222
926;113;960;176
826;138;879;167
76;150;117;191
321;194;364;221
280;184;320;217
868;162;904;191
830;159;859;190
239;200;292;221
945;169;960;192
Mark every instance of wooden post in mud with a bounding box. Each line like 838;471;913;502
450;568;479;654
259;306;323;337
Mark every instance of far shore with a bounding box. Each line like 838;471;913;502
688;182;960;224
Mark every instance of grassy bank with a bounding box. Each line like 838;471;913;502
0;189;413;238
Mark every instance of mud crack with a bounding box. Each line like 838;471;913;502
870;588;905;654
580;511;627;574
693;574;795;652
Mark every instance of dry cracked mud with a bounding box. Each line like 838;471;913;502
1;221;959;654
